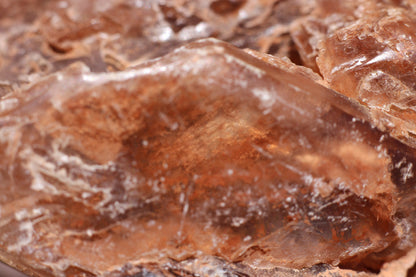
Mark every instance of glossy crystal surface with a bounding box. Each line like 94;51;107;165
291;0;416;148
0;39;415;276
0;0;311;94
1;1;416;277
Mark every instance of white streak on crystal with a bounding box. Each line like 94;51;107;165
366;49;396;65
231;217;247;227
7;221;34;253
224;54;264;78
252;88;274;107
330;55;367;74
401;163;414;183
244;236;252;242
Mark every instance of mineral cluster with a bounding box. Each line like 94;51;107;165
1;1;416;277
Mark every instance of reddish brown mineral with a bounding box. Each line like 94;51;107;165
291;0;416;149
0;0;311;95
0;39;415;276
1;1;416;277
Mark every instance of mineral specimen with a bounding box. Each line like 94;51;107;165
291;0;416;149
1;1;416;277
0;38;415;276
0;0;312;93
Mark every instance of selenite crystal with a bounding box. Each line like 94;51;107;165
1;1;416;277
0;39;415;276
291;0;416;148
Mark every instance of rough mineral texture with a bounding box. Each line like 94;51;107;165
1;1;416;277
0;39;415;277
291;0;416;149
0;0;312;95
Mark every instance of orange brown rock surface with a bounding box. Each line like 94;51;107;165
0;1;416;276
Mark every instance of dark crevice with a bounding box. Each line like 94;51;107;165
159;4;202;33
408;260;416;277
48;42;71;54
210;0;246;15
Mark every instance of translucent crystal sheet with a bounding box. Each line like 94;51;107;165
0;39;415;276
